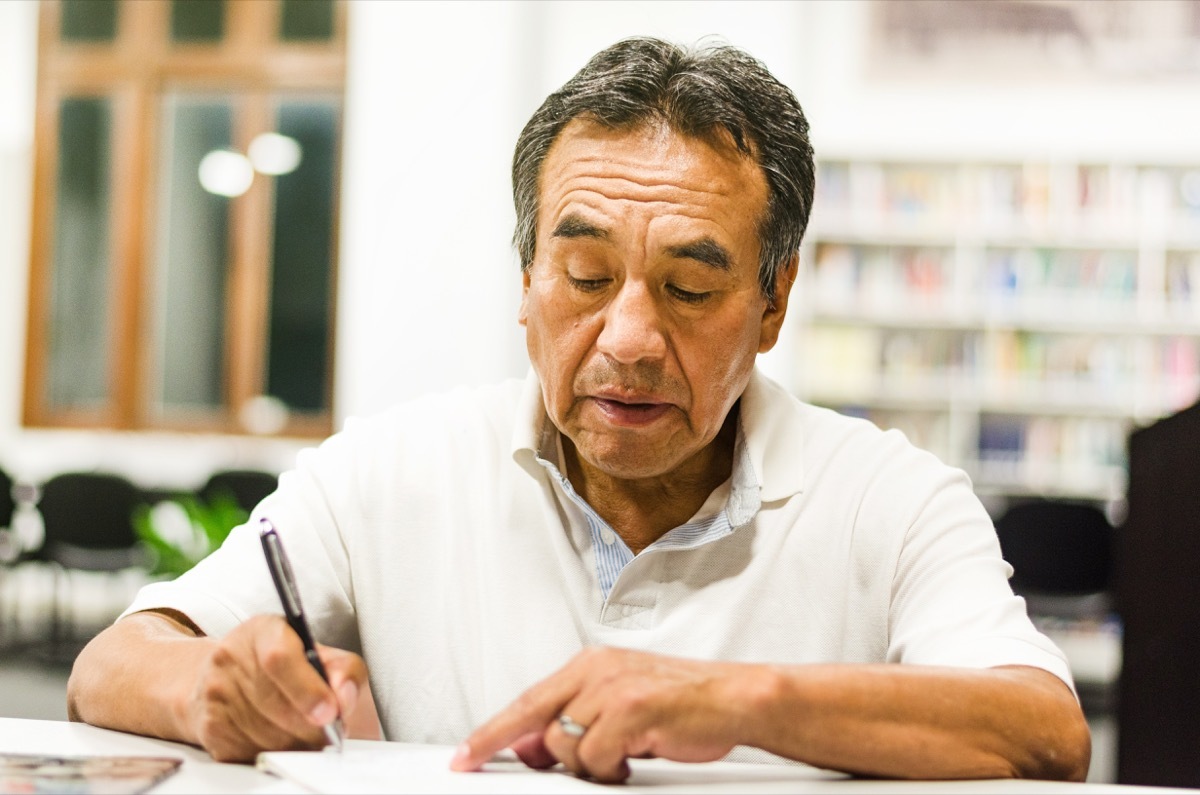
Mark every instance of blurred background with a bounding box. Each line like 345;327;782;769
2;0;1200;786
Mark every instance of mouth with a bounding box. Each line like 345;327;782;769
589;396;674;427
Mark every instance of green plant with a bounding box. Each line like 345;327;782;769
132;490;248;578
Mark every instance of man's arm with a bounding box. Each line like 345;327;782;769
67;609;376;762
450;647;1090;783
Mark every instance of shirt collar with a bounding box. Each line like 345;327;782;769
510;368;547;478
738;367;807;503
510;366;806;509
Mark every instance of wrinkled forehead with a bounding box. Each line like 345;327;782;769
536;117;767;215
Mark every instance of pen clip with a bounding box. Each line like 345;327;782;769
261;519;304;617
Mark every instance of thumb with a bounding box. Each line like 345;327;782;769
317;645;382;740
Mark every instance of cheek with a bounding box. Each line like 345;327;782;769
524;287;589;385
681;314;762;404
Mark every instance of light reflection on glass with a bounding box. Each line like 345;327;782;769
198;149;254;197
248;133;302;176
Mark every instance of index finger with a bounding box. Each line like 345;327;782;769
450;664;583;771
254;617;341;728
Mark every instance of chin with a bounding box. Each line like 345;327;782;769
579;444;685;480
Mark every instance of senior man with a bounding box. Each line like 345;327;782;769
68;37;1090;782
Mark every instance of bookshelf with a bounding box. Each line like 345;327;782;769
795;159;1200;504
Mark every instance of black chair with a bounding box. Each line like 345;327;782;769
199;469;278;514
0;467;17;648
36;471;147;659
0;466;15;531
994;499;1112;603
993;498;1115;715
0;466;17;566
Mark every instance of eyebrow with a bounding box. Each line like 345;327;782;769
551;214;732;271
667;237;732;271
551;214;609;241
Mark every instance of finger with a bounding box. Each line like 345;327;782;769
203;716;275;763
581;737;632;787
576;717;633;784
451;667;585;771
190;671;269;764
254;619;342;731
231;626;330;746
509;731;557;770
319;645;382;740
542;710;589;777
194;628;323;756
317;645;370;718
192;654;321;762
229;665;327;754
546;683;633;783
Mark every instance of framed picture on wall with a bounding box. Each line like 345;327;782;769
867;0;1200;83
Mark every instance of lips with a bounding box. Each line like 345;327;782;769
590;397;673;426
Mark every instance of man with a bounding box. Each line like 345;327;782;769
68;38;1091;782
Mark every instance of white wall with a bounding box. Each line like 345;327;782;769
334;0;811;419
5;0;1200;490
335;1;533;419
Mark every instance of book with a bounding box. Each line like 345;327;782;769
0;752;181;795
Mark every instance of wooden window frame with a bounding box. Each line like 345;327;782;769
24;0;345;437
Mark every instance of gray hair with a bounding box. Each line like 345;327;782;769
511;37;815;303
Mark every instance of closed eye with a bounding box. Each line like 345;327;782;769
567;275;610;293
666;284;712;304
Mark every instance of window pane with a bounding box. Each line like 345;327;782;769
266;99;338;413
280;0;334;41
152;97;233;414
47;97;113;410
61;0;118;42
171;0;225;43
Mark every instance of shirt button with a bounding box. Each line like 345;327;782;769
601;527;616;545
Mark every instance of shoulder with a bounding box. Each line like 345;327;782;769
340;379;524;447
746;371;955;511
291;379;526;492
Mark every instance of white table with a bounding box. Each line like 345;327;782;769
0;717;1188;794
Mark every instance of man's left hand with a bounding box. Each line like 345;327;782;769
449;647;762;783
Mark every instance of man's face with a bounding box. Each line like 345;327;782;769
520;119;794;482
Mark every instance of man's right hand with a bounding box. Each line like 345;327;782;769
183;614;369;762
68;610;375;764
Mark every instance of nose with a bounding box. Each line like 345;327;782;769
596;280;667;365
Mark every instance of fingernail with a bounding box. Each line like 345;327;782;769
310;700;336;724
450;742;471;769
338;680;358;710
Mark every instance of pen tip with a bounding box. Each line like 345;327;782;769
325;719;346;752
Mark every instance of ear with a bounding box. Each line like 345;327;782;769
517;267;531;327
757;253;799;354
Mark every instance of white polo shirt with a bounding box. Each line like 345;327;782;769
122;368;1072;747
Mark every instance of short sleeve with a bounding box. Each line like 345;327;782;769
885;461;1076;696
119;424;366;653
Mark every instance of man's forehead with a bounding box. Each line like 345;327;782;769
536;118;765;207
533;118;767;270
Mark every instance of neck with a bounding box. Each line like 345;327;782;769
562;407;738;554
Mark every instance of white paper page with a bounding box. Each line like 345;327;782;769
257;742;845;795
259;744;605;794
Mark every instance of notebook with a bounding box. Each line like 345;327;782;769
257;744;604;794
256;741;833;794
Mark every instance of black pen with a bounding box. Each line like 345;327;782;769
259;517;346;752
